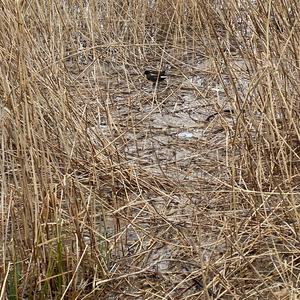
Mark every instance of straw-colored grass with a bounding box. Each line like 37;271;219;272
1;0;300;299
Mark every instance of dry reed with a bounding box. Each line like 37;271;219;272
0;0;300;299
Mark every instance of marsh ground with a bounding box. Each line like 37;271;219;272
1;1;300;299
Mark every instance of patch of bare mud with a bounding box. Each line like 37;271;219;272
68;54;249;298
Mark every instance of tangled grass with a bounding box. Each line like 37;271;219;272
1;0;300;299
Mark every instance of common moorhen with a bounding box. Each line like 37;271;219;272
144;70;167;83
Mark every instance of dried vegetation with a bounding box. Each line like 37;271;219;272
1;0;300;299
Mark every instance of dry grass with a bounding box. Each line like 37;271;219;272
1;0;300;299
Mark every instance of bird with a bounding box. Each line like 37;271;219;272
144;70;167;84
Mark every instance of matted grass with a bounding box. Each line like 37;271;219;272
1;0;300;299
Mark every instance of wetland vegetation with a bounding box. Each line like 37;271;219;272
1;0;300;298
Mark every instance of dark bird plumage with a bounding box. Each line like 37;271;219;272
144;70;167;83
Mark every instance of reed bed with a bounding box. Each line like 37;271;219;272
1;0;300;299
